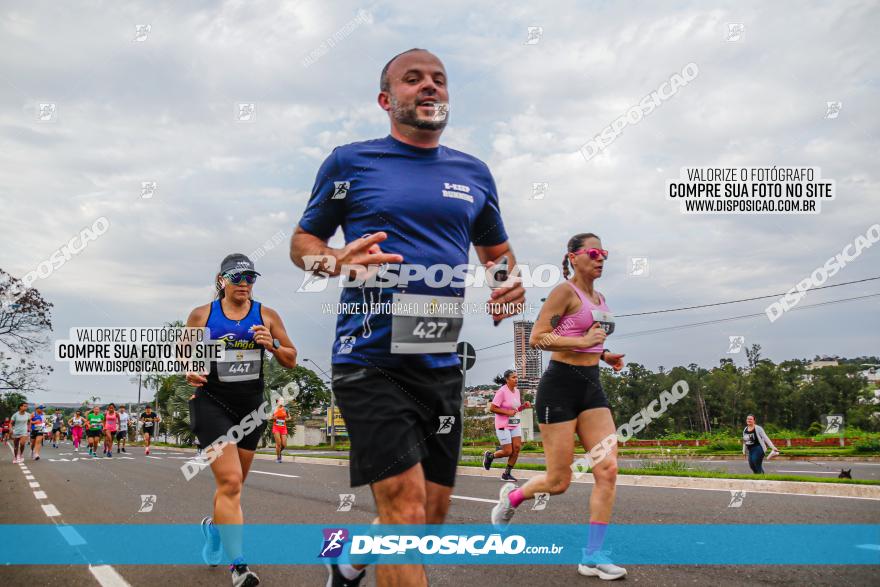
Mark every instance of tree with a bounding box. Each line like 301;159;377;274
259;359;329;446
0;391;28;420
745;344;762;370
0;269;54;394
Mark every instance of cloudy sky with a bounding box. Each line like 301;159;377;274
2;0;878;404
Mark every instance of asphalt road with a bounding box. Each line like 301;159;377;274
2;442;878;586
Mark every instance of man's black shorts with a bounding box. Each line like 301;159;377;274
332;362;463;488
86;429;102;438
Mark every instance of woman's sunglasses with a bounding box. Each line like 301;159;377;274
572;248;609;260
223;272;258;285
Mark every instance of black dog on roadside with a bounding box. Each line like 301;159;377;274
838;469;852;479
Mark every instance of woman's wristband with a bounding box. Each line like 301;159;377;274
600;349;608;361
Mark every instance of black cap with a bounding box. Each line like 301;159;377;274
220;254;261;276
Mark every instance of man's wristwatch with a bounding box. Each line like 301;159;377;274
600;349;609;361
271;338;281;352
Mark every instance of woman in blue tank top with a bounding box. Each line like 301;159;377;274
184;253;298;587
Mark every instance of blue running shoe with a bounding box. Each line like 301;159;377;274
201;516;223;567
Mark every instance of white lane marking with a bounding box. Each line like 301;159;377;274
777;470;841;475
57;525;87;546
34;490;47;499
25;475;35;480
451;495;497;504
21;468;31;473
89;564;132;587
249;470;300;479
41;504;61;517
29;482;40;488
145;456;163;459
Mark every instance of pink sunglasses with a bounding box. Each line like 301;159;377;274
572;248;609;260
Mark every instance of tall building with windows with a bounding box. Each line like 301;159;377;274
513;320;542;390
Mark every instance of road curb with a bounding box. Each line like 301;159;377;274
456;465;880;499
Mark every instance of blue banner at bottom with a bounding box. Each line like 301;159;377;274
0;524;878;565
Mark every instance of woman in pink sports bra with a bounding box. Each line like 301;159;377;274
103;404;119;458
489;232;628;580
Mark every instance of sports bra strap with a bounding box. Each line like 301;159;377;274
566;281;603;305
565;281;588;303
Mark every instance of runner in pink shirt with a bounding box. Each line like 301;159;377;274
482;370;530;481
103;404;119;458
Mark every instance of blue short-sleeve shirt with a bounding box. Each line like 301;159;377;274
298;135;508;368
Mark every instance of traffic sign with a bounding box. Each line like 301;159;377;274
456;341;476;371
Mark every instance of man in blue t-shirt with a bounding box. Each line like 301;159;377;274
292;48;524;586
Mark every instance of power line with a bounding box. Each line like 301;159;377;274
615;292;880;339
616;276;880;317
474;291;880;351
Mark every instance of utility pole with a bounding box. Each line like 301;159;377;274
305;358;335;449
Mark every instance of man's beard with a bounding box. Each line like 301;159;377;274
390;95;448;131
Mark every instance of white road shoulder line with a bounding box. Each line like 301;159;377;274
250;470;300;479
89;564;132;587
451;495;496;504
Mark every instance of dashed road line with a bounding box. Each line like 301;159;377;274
451;495;496;504
250;470;300;479
89;564;132;587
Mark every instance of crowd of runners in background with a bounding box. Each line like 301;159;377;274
4;402;164;462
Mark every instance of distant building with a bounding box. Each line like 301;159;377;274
861;366;880;386
514;320;542;390
807;358;839;370
465;395;488;408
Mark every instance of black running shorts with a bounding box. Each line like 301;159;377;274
190;389;267;452
332;363;463;487
86;429;102;438
535;360;610;424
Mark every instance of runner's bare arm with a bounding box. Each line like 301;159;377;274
256;306;297;368
290;226;404;275
475;241;525;321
